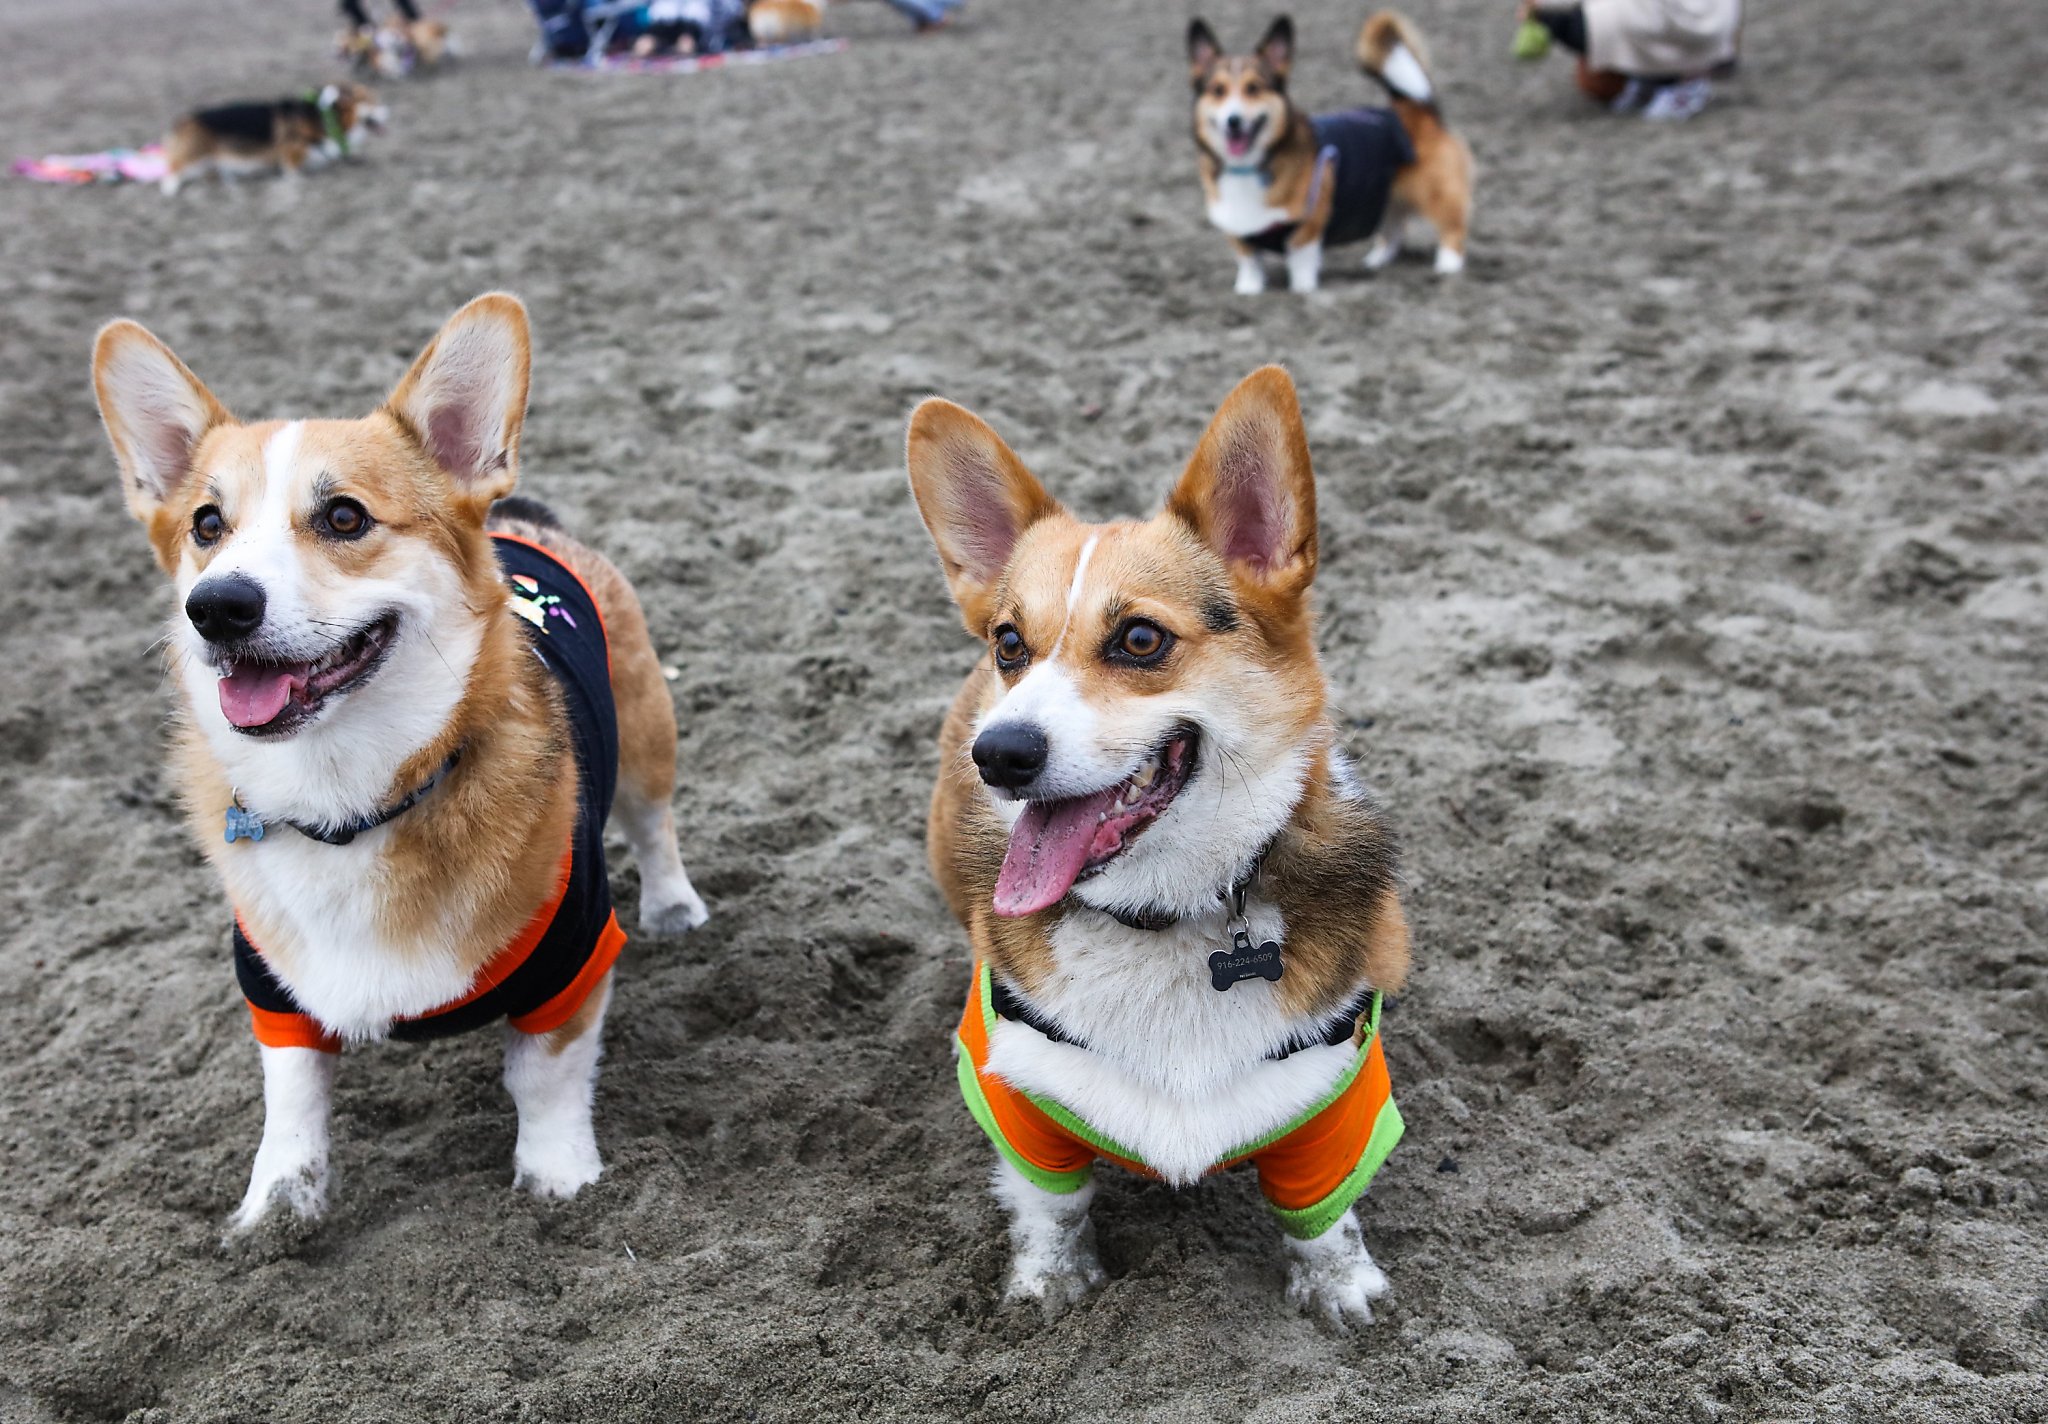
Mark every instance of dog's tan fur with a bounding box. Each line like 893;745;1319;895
748;0;824;45
916;369;1407;1026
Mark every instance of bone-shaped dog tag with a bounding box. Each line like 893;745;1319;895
1210;928;1284;991
224;805;266;844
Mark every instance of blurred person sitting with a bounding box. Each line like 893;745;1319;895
1517;0;1740;120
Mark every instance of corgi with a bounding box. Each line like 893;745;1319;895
91;294;709;1234
1188;11;1473;293
160;84;388;197
342;18;455;77
747;0;824;46
907;368;1412;1326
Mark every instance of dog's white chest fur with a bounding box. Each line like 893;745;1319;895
225;829;477;1041
984;902;1354;1186
1207;170;1292;240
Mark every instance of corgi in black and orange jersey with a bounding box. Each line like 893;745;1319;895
92;295;708;1234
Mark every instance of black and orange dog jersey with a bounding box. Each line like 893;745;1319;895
234;533;625;1051
1244;106;1416;254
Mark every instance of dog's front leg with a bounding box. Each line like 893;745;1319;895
1286;239;1324;293
1232;240;1267;295
1281;1208;1389;1328
504;976;610;1199
230;1044;336;1234
992;1157;1104;1313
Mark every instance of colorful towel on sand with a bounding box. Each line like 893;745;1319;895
13;145;168;185
547;35;846;73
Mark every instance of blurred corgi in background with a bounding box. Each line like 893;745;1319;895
908;367;1412;1326
1188;10;1473;292
160;84;387;197
748;0;825;45
340;18;455;77
91;294;708;1233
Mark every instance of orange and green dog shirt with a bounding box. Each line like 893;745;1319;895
955;962;1403;1240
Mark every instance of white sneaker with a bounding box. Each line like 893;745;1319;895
1609;78;1650;115
1643;76;1712;120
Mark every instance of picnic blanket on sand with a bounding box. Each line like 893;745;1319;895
547;35;846;73
14;145;168;185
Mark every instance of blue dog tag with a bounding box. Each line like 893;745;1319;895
224;804;267;844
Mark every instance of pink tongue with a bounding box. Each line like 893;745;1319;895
993;787;1123;918
218;665;299;729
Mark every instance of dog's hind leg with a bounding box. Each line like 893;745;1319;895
1364;203;1408;270
600;572;710;937
505;975;610;1199
229;1044;336;1235
992;1157;1105;1314
537;534;710;937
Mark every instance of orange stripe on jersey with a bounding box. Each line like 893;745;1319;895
408;846;575;1018
507;910;625;1035
248;1003;342;1053
1242;1030;1393;1212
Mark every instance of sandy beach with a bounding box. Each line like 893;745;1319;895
0;0;2043;1417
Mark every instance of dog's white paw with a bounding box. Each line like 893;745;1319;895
512;1122;598;1196
1005;1238;1106;1316
514;1135;602;1200
1282;1212;1388;1330
639;885;709;937
228;1159;328;1236
1363;236;1400;270
1234;260;1267;295
1433;245;1466;277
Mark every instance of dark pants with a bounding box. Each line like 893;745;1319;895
341;0;421;26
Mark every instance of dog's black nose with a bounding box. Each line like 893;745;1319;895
973;723;1049;792
186;575;267;644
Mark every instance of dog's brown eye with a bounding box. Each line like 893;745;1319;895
1112;619;1172;665
320;497;371;540
193;506;225;547
993;625;1029;669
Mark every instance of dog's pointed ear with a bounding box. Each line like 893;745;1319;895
386;292;530;505
906;398;1064;632
1167;366;1317;599
1188;19;1223;84
1255;14;1295;83
92;320;233;524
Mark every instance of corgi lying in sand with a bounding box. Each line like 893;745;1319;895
92;294;708;1232
160;84;387;197
1189;11;1473;292
908;368;1412;1325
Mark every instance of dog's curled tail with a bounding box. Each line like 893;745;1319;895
488;494;563;532
1356;10;1437;107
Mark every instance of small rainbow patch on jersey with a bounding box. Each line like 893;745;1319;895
508;572;579;632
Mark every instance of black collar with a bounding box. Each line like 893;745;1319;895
225;748;462;847
990;975;1374;1063
1089;846;1270;933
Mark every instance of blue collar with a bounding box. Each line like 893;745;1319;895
1221;162;1265;176
225;748;462;847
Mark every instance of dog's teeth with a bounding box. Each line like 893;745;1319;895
1132;762;1157;789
